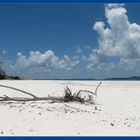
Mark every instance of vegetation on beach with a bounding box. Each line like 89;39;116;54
0;61;23;80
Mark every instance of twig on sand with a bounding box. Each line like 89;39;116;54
0;82;102;104
0;84;38;99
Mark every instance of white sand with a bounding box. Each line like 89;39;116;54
0;80;140;136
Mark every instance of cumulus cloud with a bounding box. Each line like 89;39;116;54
86;3;140;77
12;50;79;79
95;4;140;58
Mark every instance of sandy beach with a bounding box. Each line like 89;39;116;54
0;80;139;136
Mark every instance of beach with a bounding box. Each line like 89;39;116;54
0;80;139;136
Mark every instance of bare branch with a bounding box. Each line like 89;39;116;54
77;90;96;98
76;82;102;97
65;86;72;96
0;83;102;103
95;82;102;95
0;84;38;99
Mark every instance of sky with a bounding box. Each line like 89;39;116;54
0;3;140;79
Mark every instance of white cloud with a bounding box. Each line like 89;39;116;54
94;4;140;58
12;50;79;79
86;3;140;77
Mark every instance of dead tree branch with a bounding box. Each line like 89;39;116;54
0;82;102;103
0;84;38;99
77;82;102;98
95;82;102;95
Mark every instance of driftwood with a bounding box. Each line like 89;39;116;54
0;84;38;99
76;82;102;98
0;82;102;103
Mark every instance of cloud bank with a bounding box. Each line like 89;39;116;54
10;50;79;79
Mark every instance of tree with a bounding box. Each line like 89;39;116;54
0;61;5;79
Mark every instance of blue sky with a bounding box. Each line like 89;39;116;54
0;4;140;79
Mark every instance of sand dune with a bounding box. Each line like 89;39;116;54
0;80;140;136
